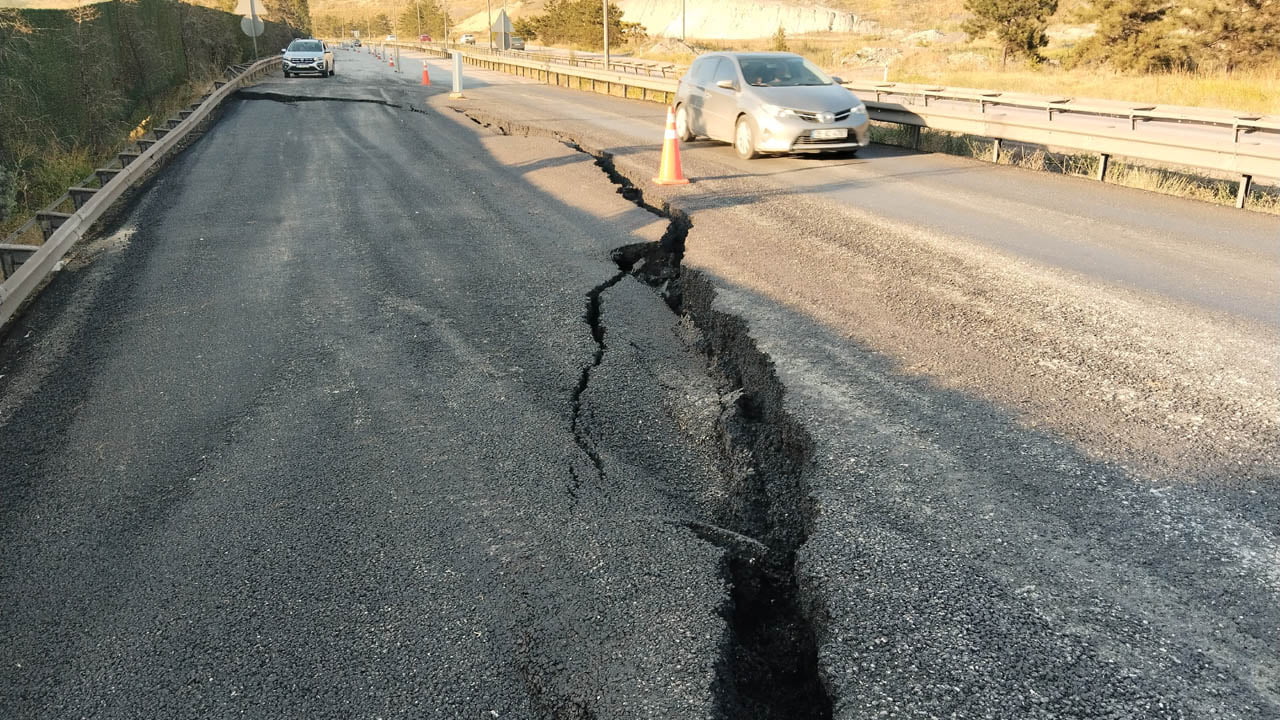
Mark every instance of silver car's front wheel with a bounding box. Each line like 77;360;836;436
675;104;694;142
734;116;758;160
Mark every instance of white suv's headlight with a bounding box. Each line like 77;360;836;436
760;103;798;119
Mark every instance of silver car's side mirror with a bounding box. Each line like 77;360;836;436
716;79;736;90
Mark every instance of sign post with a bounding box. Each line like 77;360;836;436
239;0;265;59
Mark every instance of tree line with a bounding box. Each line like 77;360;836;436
312;2;450;42
511;0;645;48
964;0;1278;72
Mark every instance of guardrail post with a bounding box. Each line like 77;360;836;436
1236;175;1252;209
68;187;98;209
906;126;922;150
991;138;1001;163
1096;153;1110;182
36;212;73;240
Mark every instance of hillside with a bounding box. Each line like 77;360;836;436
310;0;972;38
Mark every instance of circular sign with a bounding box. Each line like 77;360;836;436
240;16;265;37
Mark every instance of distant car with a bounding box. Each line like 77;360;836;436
460;33;476;44
281;38;335;78
510;36;525;50
673;51;870;159
385;34;397;42
418;34;432;42
352;39;362;47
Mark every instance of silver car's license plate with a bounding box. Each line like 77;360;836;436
812;128;848;139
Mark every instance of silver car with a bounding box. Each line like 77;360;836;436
674;52;870;159
282;38;335;78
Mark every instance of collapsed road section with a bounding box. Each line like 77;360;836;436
569;145;834;716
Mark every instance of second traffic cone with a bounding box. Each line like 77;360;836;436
389;55;395;68
652;106;690;185
421;62;431;86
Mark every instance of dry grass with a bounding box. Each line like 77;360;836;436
890;52;1280;115
641;28;1278;116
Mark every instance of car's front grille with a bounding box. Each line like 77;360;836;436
794;134;855;145
795;108;853;123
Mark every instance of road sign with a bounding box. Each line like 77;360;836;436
240;16;265;37
491;9;513;33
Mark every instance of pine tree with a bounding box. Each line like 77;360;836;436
263;0;311;34
397;0;451;39
963;0;1057;67
1071;0;1190;72
520;0;628;49
1182;0;1280;72
772;26;789;52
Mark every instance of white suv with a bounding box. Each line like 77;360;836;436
282;39;335;78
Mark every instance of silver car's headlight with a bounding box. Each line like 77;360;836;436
760;103;798;119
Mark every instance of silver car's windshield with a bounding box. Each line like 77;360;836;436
738;56;832;87
289;41;323;52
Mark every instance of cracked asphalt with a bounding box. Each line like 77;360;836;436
2;46;1278;719
0;59;737;718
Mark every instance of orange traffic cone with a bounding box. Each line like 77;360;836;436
389;55;395;68
652;107;690;185
421;62;431;86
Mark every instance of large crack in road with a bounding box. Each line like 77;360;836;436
564;137;834;718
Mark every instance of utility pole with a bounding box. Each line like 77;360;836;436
602;0;609;68
682;0;686;41
415;0;422;38
248;0;259;57
486;0;493;50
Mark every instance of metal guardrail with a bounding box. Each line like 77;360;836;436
0;56;281;328
849;81;1277;207
389;40;684;79
388;42;678;104
391;43;1275;209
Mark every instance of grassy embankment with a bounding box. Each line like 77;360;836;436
0;2;297;241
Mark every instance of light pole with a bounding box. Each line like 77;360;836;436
682;0;686;42
602;0;609;69
415;0;422;38
248;0;259;57
486;0;493;50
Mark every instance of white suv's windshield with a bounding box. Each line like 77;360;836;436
289;41;323;52
738;55;832;87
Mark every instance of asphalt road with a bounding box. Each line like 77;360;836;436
0;59;733;718
2;47;1278;719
